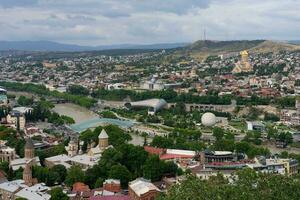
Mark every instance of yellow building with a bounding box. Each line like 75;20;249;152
6;111;26;131
232;50;253;74
266;158;298;176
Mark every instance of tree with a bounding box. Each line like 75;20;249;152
277;132;293;144
84;164;106;189
151;136;173;148
50;165;67;184
235;142;250;154
50;187;68;200
65;165;85;187
32;166;59;186
212;127;224;141
94;178;104;188
67;85;89;96
162;161;178;176
143;155;164;182
17;95;33;106
117;144;148;177
159;169;300;200
109;164;131;188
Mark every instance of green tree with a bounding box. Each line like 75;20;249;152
67;85;89;96
117;144;148;177
212;127;224;141
109;164;131;188
50;165;67;184
17;95;33;106
143;155;164;182
50;187;68;200
65;165;85;187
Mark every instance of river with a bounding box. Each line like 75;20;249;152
52;103;145;146
52;103;98;124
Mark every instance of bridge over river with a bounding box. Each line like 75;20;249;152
69;117;135;133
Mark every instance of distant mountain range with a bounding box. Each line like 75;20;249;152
0;41;189;52
289;40;300;45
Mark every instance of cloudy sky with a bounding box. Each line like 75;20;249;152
0;0;299;45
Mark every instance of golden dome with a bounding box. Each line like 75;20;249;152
240;50;248;56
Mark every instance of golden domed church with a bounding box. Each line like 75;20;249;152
232;50;253;73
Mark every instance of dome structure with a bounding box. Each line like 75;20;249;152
124;98;167;115
99;129;109;139
201;112;216;127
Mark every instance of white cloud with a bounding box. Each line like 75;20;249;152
0;0;299;45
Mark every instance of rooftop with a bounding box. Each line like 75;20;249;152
99;129;109;139
129;178;160;197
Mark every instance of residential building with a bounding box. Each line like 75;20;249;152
128;178;160;200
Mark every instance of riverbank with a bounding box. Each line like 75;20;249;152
52;103;98;124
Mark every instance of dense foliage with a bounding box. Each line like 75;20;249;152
67;85;90;96
159;169;300;200
92;89;232;105
0;81;96;108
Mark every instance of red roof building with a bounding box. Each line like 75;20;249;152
144;146;165;156
73;182;91;193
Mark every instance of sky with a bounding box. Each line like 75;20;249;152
0;0;299;45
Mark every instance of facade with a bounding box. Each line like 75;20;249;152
142;77;165;91
23;162;33;186
46;129;110;170
0;139;49;200
103;179;121;193
246;121;265;131
6;110;26;131
10;138;40;171
232;51;253;74
0;145;15;162
266;158;298;176
88;129;110;156
202;151;234;163
67;139;79;157
128;178;160;200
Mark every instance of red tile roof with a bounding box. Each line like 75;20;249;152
144;146;165;155
73;182;90;193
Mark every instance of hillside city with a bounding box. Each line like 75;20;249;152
0;39;300;200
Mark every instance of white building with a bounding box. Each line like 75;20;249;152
45;129;111;170
0;144;15;163
0;180;50;200
141;76;165;91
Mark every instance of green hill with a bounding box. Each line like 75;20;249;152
175;40;300;61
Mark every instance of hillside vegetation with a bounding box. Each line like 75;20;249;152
176;40;300;61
